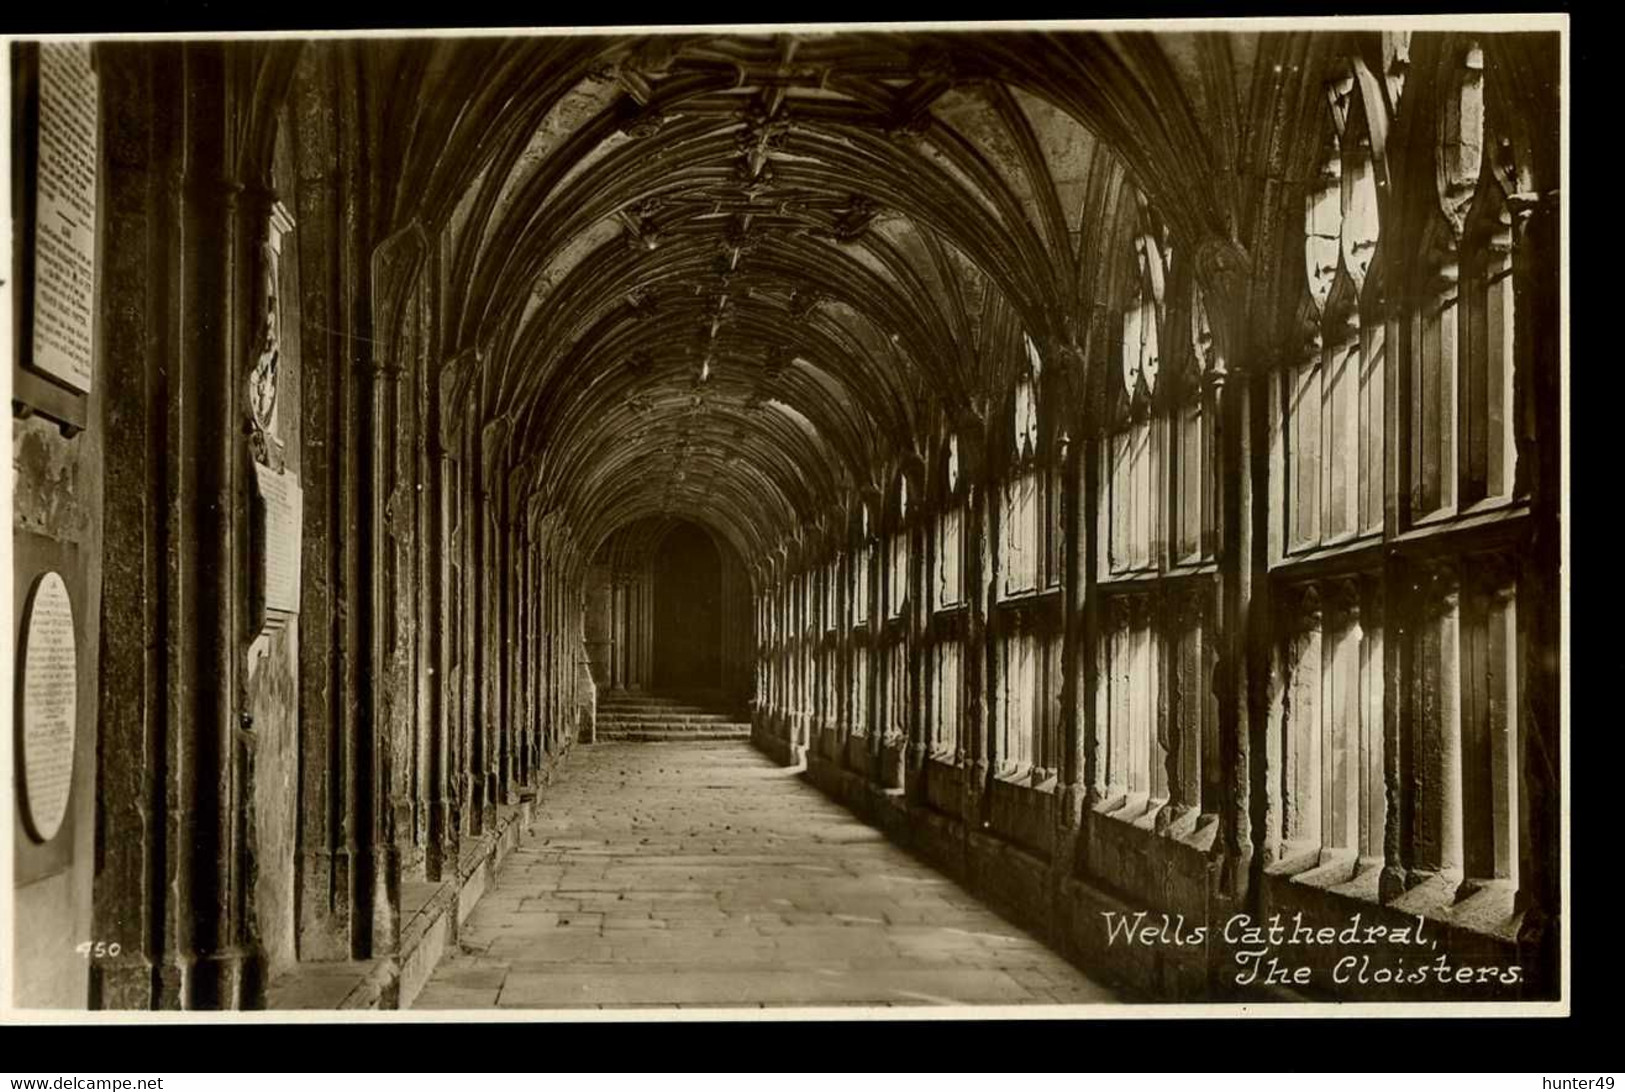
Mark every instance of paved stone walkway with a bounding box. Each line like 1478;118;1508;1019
414;741;1119;1009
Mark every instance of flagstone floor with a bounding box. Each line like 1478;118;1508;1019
413;740;1119;1010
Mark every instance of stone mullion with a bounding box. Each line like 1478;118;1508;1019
1159;581;1204;835
966;479;994;826
1079;422;1105;812
904;515;927;796
1216;358;1256;895
1058;430;1086;832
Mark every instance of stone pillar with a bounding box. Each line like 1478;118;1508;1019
425;443;456;882
1509;188;1559;991
1405;559;1464;891
966;481;994;827
1079;425;1105;816
91;43;164;1008
290;50;362;965
364;340;402;961
1058;430;1086;833
902;518;927;796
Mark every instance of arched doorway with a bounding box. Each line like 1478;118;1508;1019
652;522;723;693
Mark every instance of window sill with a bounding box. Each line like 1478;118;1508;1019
1272;535;1382;573
992;766;1058;793
1094;791;1166;831
1393;502;1530;548
1264;849;1523;944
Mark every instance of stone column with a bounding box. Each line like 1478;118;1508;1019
91;42;165;1008
966;480;994;828
1405;559;1464;891
1058;429;1086;835
426;442;456;881
903;518;928;796
1509;188;1559;990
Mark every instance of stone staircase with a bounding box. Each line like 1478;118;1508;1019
592;690;751;742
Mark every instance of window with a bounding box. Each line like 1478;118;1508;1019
1000;336;1044;598
824;555;840;632
854;503;873;626
930;436;966;757
934;436;965;610
1279;60;1384;557
1095;198;1218;823
881;473;912;741
851;501;874;738
930;639;961;757
888;478;909;620
851;643;870;738
1278;579;1385;864
1099;592;1162;808
1406;40;1518;522
995;336;1062;781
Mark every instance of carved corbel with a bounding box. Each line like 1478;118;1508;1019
1192;237;1253;379
614;94;669;139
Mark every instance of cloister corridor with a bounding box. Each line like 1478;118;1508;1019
10;26;1561;1013
414;741;1118;1009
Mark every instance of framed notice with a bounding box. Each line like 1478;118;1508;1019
12;532;85;883
10;41;100;435
252;462;304;634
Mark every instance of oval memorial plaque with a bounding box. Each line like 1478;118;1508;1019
19;571;76;843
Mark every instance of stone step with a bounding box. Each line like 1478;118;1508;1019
596;720;752;733
596;711;740;724
592;728;751;742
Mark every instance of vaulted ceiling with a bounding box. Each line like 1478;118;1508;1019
330;29;1370;579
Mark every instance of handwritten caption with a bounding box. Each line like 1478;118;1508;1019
1102;911;1523;988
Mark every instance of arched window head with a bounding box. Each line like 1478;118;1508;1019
946;434;960;494
1306;59;1383;310
1122;271;1161;401
1305;127;1343;314
1438;40;1486;238
1191;286;1217;376
1342;122;1380;290
1023;332;1044;380
860;501;870;540
897;476;909;521
1383;31;1412;115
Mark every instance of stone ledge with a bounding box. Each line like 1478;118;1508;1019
265;751;565;1010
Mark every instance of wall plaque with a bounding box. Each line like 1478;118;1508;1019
253;463;303;629
18;571;77;844
30;42;99;394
